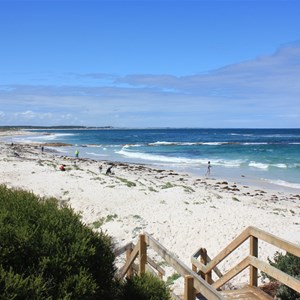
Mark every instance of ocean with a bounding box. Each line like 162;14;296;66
8;128;300;192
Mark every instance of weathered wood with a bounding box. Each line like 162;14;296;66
250;236;258;287
200;248;213;284
212;257;250;290
249;226;300;257
116;227;300;300
171;292;183;300
145;233;226;299
204;250;223;279
139;234;147;275
114;242;134;256
249;256;300;293
221;285;273;299
191;251;223;279
203;227;251;274
199;248;206;280
119;241;140;278
126;247;133;278
184;275;195;300
147;256;165;277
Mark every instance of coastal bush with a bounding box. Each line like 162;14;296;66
0;185;117;299
121;273;171;300
264;251;300;300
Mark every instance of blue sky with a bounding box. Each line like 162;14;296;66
0;0;300;128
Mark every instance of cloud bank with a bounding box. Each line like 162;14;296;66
1;43;300;128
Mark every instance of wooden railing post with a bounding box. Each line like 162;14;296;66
126;247;133;278
184;275;195;300
199;248;206;279
250;236;258;286
192;250;200;273
201;248;213;284
139;234;147;275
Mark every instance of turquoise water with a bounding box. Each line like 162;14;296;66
9;128;300;191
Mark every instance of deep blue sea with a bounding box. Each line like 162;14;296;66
9;128;300;192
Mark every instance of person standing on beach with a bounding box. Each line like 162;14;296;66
75;149;79;158
205;161;211;176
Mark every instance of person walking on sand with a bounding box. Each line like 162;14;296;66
205;161;211;177
75;149;79;158
106;165;113;175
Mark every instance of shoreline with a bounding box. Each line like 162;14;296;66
0;138;299;287
2;129;300;194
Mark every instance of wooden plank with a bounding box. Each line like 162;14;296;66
250;236;258;287
184;275;195;300
249;226;300;257
139;234;147;275
126;247;133;278
249;256;300;293
119;241;140;278
205;251;224;279
247;286;274;300
191;255;223;279
203;227;251;274
191;256;206;273
212;257;250;290
171;291;183;300
200;248;213;284
147;256;166;276
114;242;134;257
221;285;273;299
144;233;226;300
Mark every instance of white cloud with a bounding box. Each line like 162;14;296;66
1;43;300;127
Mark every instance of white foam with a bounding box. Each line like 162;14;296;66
264;179;300;190
117;149;205;164
86;152;108;157
249;162;269;170
117;148;244;168
148;141;199;146
242;142;268;145
123;144;143;148
271;164;288;169
202;142;228;145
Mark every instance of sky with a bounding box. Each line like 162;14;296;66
0;0;300;128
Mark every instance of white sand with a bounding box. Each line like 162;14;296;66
0;138;299;288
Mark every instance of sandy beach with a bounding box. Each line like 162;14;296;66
1;134;299;289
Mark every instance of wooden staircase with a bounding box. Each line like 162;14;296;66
115;227;300;300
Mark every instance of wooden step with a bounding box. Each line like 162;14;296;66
220;285;273;300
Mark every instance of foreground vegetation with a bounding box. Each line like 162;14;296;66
0;185;170;300
264;252;300;300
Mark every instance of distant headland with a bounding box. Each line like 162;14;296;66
0;126;114;131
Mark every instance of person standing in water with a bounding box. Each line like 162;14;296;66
205;161;211;176
75;149;79;158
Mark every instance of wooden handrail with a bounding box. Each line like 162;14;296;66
191;226;300;294
248;226;300;257
191;248;223;279
248;256;300;293
212;256;250;289
144;233;226;299
114;242;134;256
115;227;300;299
119;241;140;278
202;227;251;274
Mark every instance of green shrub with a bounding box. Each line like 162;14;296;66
121;273;171;300
0;185;172;300
0;185;117;299
265;252;300;300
